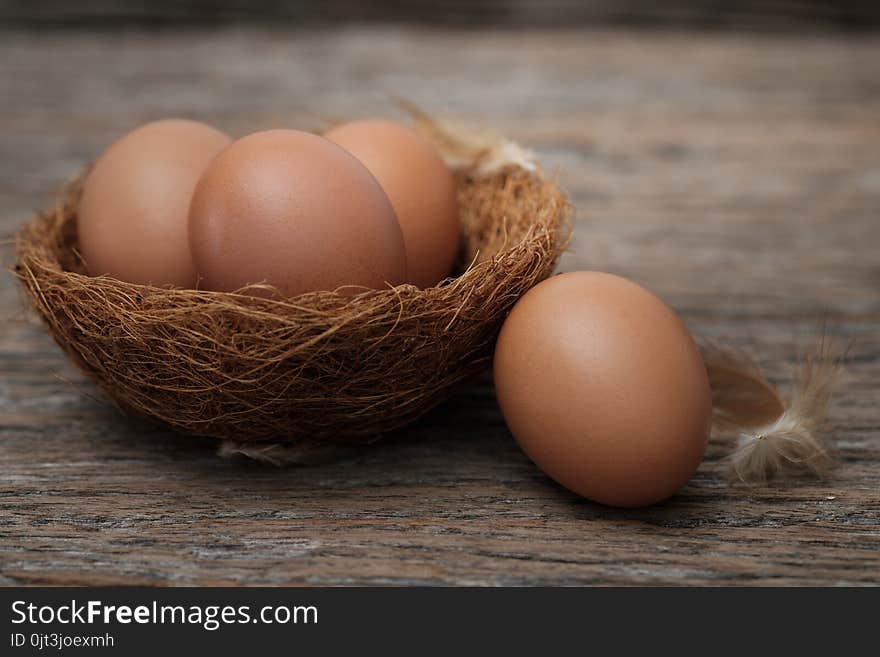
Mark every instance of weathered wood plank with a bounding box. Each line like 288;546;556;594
1;27;878;585
2;1;880;31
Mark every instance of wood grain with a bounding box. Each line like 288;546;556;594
1;27;878;586
3;1;880;31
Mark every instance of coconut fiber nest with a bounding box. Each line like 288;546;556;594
14;118;571;454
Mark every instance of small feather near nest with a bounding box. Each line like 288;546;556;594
701;332;845;484
397;99;538;175
217;439;368;466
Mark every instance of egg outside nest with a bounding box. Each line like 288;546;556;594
14;118;572;457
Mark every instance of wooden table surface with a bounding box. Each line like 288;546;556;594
1;27;878;586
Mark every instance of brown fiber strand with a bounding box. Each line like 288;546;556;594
13;124;572;452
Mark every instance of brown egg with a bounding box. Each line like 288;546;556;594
188;129;406;297
324;119;459;289
78;119;232;287
493;271;712;507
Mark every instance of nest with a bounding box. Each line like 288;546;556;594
14;121;571;449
